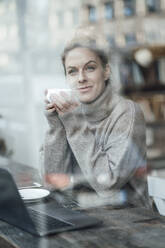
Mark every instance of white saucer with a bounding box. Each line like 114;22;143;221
19;188;50;203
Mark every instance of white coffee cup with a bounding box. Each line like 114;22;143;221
46;88;72;103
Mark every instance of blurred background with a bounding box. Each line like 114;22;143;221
0;0;165;177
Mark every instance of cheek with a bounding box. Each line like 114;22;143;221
93;72;105;87
66;77;76;87
94;74;106;93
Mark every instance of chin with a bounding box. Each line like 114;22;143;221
79;95;96;103
79;98;91;103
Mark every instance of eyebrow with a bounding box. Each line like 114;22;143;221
66;60;97;70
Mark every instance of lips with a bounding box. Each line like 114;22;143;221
78;86;92;93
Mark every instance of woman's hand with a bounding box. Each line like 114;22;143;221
45;89;79;115
45;173;71;189
45;102;57;113
44;89;57;113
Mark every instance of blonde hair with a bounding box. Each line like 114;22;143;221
65;25;109;51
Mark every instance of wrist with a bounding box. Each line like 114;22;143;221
45;110;62;127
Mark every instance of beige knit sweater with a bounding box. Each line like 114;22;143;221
41;83;151;207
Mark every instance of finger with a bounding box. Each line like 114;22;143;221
60;91;71;102
51;94;70;111
55;105;65;115
45;103;57;113
59;92;78;110
47;108;56;113
60;91;75;106
60;91;79;107
56;109;64;115
45;103;55;110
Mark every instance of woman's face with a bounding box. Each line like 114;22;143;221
65;47;110;103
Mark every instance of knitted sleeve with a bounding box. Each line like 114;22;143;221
40;110;73;183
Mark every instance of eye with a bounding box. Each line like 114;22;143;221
67;68;77;76
86;65;96;72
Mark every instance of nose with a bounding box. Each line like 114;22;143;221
78;70;86;83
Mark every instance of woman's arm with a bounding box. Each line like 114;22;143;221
40;110;74;188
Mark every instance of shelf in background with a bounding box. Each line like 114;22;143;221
147;155;165;170
147;121;165;128
124;90;165;97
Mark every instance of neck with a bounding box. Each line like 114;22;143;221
81;83;119;123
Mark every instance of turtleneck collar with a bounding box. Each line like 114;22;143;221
81;83;120;123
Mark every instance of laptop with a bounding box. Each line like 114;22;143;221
0;168;101;236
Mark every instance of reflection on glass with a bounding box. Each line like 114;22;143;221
105;2;114;20
146;0;161;13
88;5;96;22
123;0;135;17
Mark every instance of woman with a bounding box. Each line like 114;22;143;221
41;28;150;207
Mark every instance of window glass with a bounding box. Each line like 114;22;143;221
106;35;115;47
146;0;160;13
105;2;114;20
123;0;135;17
57;11;64;27
72;9;79;25
88;5;96;22
125;33;136;44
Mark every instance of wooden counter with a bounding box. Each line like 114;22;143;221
0;160;165;248
0;202;165;248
